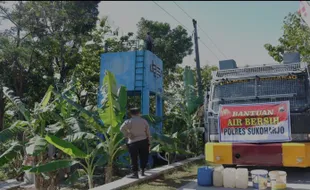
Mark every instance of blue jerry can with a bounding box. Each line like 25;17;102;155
197;166;214;186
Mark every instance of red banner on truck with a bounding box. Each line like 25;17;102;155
218;101;291;143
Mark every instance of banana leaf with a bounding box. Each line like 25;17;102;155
0;141;23;167
141;115;163;125
94;153;108;167
29;160;79;173
45;122;64;134
65;117;85;133
26;135;47;156
45;135;87;159
39;85;54;108
0;120;28;143
65;132;98;142
151;133;175;145
65;169;86;185
117;86;127;119
3;87;31;121
179;127;204;138
99;70;120;129
53;89;102;127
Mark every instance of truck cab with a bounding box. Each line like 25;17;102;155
204;53;310;167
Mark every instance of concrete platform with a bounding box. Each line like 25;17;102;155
178;166;310;190
178;180;310;190
92;155;204;190
0;179;23;190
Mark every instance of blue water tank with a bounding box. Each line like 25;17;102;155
197;166;214;186
283;52;300;64
219;59;237;70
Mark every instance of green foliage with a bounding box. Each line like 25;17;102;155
0;2;210;187
2;87;31;122
45;135;87;159
57;71;127;184
0;142;23;167
73;17;112;107
29;160;79;174
26;136;47;156
159;66;212;157
136;17;193;73
99;71;121;129
36;134;101;189
200;65;218;92
105;32;136;52
0;1;101;134
264;12;310;63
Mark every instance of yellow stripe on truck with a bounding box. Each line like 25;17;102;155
282;143;310;167
205;143;233;165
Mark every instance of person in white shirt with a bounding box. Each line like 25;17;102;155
120;107;151;178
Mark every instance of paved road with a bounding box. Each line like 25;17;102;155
178;166;310;190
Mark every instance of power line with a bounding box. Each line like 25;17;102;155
198;25;227;59
152;1;219;61
173;1;227;59
200;39;220;60
152;1;190;31
173;1;192;20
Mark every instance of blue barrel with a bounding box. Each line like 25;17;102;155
197;166;214;186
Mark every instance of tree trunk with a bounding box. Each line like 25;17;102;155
34;153;58;190
0;92;4;131
88;175;94;189
105;163;113;184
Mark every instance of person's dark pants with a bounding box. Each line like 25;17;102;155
146;43;152;52
128;139;149;173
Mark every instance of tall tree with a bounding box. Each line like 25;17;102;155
19;1;100;84
73;17;111;108
264;12;310;63
136;17;193;74
199;65;218;93
0;1;100;130
0;1;35;130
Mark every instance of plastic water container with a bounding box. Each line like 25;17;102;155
223;168;236;188
213;165;224;187
269;171;287;190
251;170;268;190
236;168;249;189
197;166;214;186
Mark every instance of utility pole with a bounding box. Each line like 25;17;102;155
192;19;203;102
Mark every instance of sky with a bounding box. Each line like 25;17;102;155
0;1;300;68
98;1;299;67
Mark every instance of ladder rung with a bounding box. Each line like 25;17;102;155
136;55;144;57
135;79;143;81
136;61;144;63
135;67;145;69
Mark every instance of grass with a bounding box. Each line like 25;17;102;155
124;159;207;190
0;171;8;182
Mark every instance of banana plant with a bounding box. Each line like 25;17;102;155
87;70;126;183
27;134;106;189
0;85;56;164
0;86;60;189
55;70;127;184
151;132;187;165
53;70;164;183
155;81;205;156
0;85;98;189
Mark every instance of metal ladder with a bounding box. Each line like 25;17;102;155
134;50;145;112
